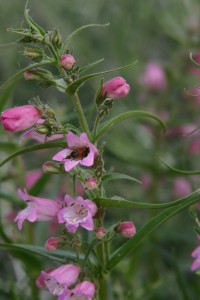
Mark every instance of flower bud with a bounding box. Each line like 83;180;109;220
139;63;167;91
101;77;130;99
23;46;44;62
43;161;65;174
35;124;50;135
45;237;63;251
95;227;106;240
52;28;62;48
0;105;41;132
24;68;41;81
118;221;136;238
85;178;98;190
60;54;76;70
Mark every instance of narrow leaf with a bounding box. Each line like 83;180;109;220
66;61;138;95
24;1;46;36
94;190;200;209
102;173;142;184
79;58;104;74
161;158;200;175
0;141;65;168
61;23;110;54
105;190;200;271
0;60;52;90
93;110;166;142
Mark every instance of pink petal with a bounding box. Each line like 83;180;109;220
64;194;75;206
65;222;79;233
73;281;96;298
52;149;71;162
64;160;80;171
81;214;94;231
67;132;86;148
80;151;94;167
84;200;97;217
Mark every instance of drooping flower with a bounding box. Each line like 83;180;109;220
118;221;136;238
41;264;81;295
191;241;200;272
14;188;60;230
59;281;96;300
60;54;76;70
101;77;130;99
52;132;98;172
0;105;41;132
57;194;97;233
139;63;167;91
45;237;64;251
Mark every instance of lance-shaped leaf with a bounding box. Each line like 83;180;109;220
79;58;104;74
102;173;142;184
161;158;200;175
105;190;200;271
24;1;46;36
93;110;166;142
0;60;53;90
94;190;199;209
0;141;66;168
61;23;110;54
66;61;137;95
0;243;80;263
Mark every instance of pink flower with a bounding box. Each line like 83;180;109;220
191;243;200;271
140;63;167;91
45;237;63;251
58;194;97;233
36;268;53;288
101;77;130;99
173;177;192;199
24;68;40;80
14;188;60;230
95;227;106;240
85;178;98;190
60;54;76;70
191;53;200;76
0;105;41;132
118;221;136;238
52;132;98;172
59;281;96;300
41;264;81;295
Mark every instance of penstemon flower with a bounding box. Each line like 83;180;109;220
58;281;96;300
101;76;130;99
57;194;97;233
41;264;81;295
52;131;98;171
14;188;60;230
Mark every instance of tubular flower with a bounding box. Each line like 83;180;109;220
52;132;98;172
101;76;130;99
0;105;41;132
41;264;81;295
14;188;60;230
59;281;96;300
57;194;97;233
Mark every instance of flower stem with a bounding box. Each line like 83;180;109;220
72;92;91;139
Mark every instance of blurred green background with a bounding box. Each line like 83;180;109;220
1;0;200;299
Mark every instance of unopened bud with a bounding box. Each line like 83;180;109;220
52;28;62;48
43;161;64;174
23;46;44;62
24;68;41;81
60;54;76;70
118;221;136;238
95;227;106;240
45;237;63;251
35;125;50;135
85;178;98;190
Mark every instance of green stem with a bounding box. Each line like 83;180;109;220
92;114;101;141
72;92;91;139
98;275;108;300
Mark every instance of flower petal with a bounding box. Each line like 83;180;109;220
53;149;71;162
81;214;94;231
64;160;80;171
67;131;86;148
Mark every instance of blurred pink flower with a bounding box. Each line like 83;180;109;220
14;188;60;230
140;63;167;91
59;281;96;300
118;221;136;238
173;177;192;199
189;138;200;154
45;237;63;251
60;54;76;70
58;194;97;233
0;105;41;132
85;178;98;190
53;132;98;172
95;227;106;240
191;238;200;272
101;77;130;99
41;264;81;295
167;124;198;137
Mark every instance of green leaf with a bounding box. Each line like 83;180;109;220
0;142;19;152
0;243;80;263
24;1;46;36
105;190;200;271
66;61;138;95
0;60;52;90
61;23;110;54
0;192;23;207
0;141;65;168
94;190;200;209
161;158;200;175
79;58;104;74
102;173;142;184
93;110;166;142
